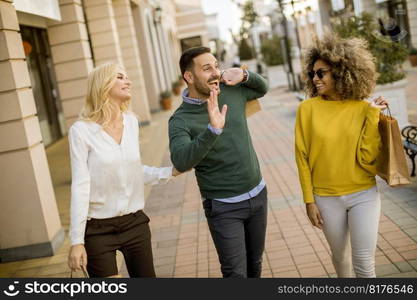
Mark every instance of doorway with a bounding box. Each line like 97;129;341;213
20;25;64;146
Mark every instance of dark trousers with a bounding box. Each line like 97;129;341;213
84;210;155;278
203;186;268;278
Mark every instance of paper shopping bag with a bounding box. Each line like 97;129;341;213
376;109;411;186
245;99;261;117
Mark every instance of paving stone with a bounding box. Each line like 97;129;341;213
376;264;401;277
394;261;414;273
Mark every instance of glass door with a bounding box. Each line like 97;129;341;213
20;25;64;146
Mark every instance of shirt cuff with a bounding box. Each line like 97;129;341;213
207;124;223;135
70;234;85;246
158;166;173;184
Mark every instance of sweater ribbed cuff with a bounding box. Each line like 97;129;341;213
303;191;315;204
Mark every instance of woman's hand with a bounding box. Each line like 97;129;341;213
370;96;388;110
306;203;324;230
68;244;88;272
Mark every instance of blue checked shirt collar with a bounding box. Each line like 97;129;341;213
182;88;206;105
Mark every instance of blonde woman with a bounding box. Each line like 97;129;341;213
67;63;179;277
295;34;388;278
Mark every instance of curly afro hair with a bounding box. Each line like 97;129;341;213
302;33;378;100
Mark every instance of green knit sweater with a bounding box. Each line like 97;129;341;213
168;71;268;199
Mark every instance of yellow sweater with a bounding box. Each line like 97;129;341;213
295;97;381;203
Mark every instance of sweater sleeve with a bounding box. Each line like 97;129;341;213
169;116;219;172
241;71;269;101
294;105;315;204
68;125;90;245
357;106;381;175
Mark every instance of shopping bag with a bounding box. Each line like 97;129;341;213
240;63;262;118
246;99;261;117
70;269;122;278
376;107;411;186
70;268;89;278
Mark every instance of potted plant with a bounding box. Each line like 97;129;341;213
409;48;417;67
172;80;182;96
160;90;172;110
334;13;409;128
178;75;185;86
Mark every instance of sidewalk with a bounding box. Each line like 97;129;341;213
1;84;416;278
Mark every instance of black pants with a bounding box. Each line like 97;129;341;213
203;187;268;278
84;210;155;278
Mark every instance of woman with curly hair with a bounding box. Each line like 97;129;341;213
295;34;388;277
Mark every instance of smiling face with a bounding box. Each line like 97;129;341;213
185;52;221;98
109;67;131;105
311;59;337;99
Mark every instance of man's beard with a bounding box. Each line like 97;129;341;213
193;74;220;98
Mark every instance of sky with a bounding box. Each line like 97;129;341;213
201;0;242;43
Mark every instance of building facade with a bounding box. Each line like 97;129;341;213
175;0;209;52
0;0;181;262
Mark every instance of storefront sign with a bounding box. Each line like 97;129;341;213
13;0;61;21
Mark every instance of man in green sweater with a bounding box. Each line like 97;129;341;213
169;47;269;278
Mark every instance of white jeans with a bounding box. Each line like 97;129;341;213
315;186;381;278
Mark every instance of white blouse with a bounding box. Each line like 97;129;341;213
68;112;172;245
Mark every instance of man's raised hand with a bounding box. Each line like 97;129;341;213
207;89;227;129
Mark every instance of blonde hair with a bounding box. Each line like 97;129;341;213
302;33;378;100
80;62;130;127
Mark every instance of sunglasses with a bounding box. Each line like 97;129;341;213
308;68;331;79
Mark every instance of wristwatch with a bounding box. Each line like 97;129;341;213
241;64;248;82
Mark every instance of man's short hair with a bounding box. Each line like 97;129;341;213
179;46;211;82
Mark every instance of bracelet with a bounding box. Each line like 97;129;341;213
240;64;248;82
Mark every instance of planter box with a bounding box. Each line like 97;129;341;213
266;65;288;89
409;55;417;67
160;97;172;110
373;79;409;129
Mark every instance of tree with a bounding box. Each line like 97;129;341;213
261;35;283;66
333;13;408;85
239;38;254;60
238;1;258;60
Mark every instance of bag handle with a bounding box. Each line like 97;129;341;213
70;268;89;278
380;104;392;118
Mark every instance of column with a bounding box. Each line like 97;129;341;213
113;0;151;124
83;0;123;66
407;0;417;48
47;0;94;129
0;0;63;262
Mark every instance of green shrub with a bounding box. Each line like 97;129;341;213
261;35;283;66
160;90;172;99
172;80;181;89
333;13;408;85
238;38;254;60
410;48;417;55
